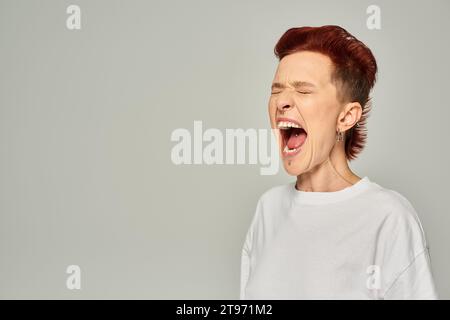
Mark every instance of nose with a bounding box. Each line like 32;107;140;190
274;89;296;114
277;100;294;114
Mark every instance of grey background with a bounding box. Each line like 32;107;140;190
1;0;449;299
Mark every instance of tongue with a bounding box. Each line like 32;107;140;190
287;128;307;149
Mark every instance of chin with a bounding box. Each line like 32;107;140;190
282;161;305;176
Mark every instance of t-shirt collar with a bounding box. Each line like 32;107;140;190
291;176;372;205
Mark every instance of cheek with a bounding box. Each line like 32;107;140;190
301;108;337;150
310;128;334;147
305;124;337;162
307;119;335;146
302;98;337;129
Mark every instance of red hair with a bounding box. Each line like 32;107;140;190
274;25;378;161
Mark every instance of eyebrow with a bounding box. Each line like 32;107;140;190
271;81;317;90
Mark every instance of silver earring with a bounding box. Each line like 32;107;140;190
336;129;344;142
356;122;360;127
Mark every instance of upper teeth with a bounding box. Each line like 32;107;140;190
277;121;301;129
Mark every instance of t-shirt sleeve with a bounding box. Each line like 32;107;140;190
240;199;261;300
240;235;251;300
379;190;438;300
383;247;438;299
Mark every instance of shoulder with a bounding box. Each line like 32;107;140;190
371;182;429;252
368;185;437;299
369;181;422;222
243;183;292;250
248;183;293;228
380;187;417;216
258;183;293;204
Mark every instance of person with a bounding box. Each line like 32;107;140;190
240;25;438;300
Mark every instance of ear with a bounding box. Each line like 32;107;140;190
337;102;362;132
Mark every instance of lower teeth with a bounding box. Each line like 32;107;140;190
284;146;298;153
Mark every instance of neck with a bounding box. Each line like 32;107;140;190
296;142;361;192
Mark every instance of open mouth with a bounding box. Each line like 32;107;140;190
277;118;308;158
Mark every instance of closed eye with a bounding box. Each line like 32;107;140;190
271;90;312;95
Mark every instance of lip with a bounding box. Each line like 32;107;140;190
282;145;303;158
275;117;305;129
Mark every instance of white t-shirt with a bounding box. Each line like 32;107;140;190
240;176;438;300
